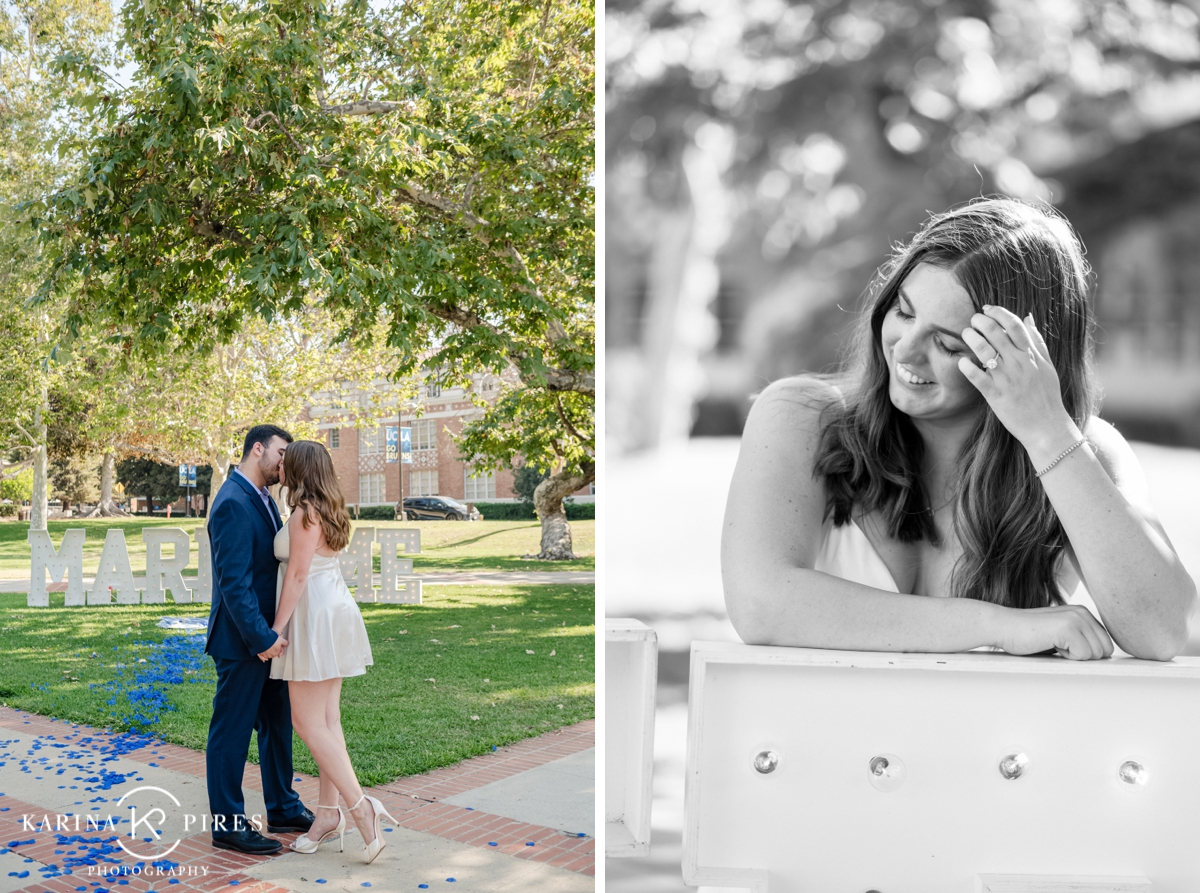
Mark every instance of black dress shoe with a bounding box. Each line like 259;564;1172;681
267;806;314;833
212;827;283;855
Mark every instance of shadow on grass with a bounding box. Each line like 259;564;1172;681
422;523;541;549
407;555;594;572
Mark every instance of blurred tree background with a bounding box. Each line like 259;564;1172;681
606;0;1200;452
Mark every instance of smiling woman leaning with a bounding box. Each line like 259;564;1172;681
722;198;1196;661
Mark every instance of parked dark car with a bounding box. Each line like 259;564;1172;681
402;496;480;521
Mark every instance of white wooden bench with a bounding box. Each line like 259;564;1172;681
606;618;658;857
684;641;1200;892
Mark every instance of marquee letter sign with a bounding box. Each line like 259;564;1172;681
27;526;421;607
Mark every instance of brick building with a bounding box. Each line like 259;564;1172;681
312;373;519;509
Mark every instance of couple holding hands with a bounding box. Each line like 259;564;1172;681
203;425;394;863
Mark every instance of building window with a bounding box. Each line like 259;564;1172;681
329;429;340;449
412;418;438;451
425;369;442;398
464;470;495;501
410;470;438;497
360;425;385;455
359;473;385;504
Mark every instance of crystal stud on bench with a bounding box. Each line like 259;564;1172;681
752;750;779;774
999;752;1029;780
868;754;905;792
1118;759;1148;788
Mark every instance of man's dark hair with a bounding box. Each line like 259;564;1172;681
241;425;293;460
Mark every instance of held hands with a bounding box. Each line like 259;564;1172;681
257;632;288;662
957;306;1075;453
996;604;1114;661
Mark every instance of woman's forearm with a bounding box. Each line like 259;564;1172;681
1027;428;1195;660
273;569;308;634
724;563;1008;653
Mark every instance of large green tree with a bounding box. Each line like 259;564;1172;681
23;0;595;548
458;383;593;559
0;0;115;528
124;308;407;498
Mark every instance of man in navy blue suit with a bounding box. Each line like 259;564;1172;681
205;424;312;854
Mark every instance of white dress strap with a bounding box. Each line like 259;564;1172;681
813;519;900;593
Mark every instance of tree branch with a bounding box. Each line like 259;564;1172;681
1;456;34;478
11;420;37;445
554;395;587;445
190;217;251;247
542;366;595;396
114;442;182;462
321;99;416;117
247;111;307;156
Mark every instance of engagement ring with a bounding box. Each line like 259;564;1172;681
984;356;999;370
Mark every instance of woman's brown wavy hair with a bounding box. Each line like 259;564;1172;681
282;440;351;552
812;197;1097;609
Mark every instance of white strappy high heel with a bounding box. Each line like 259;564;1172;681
289;804;346;854
350;794;399;864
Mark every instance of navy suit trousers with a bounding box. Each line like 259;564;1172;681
206;655;301;835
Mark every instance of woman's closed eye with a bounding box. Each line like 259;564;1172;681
892;302;963;355
933;337;963;356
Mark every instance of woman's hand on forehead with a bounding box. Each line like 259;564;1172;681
957;305;1075;454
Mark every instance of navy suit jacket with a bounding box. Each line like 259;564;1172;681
205;471;283;660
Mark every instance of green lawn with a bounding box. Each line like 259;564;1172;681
0;518;595;577
368;519;594;572
0;584;594;786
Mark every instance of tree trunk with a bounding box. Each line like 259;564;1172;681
208;452;232;498
526;463;595;561
86;450;130;518
29;386;48;531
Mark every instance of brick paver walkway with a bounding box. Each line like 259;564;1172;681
0;707;594;892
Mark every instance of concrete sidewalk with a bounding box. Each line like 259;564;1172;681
0;572;594;593
0;707;594;892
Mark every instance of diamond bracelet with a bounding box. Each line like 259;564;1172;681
1034;437;1088;479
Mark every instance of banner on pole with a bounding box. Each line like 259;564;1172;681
385;427;398;463
178;464;187;487
400;427;413;464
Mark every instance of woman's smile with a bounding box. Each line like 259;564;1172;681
895;362;933;386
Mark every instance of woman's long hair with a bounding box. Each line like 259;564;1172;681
282;440;352;552
812;198;1097;609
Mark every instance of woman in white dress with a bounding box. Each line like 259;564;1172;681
722;198;1195;661
268;440;396;863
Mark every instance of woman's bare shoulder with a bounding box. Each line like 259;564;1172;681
750;375;845;426
739;375;845;470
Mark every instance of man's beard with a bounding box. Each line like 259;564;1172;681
260;457;281;487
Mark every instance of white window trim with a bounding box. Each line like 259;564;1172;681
464;469;496;501
410;469;439;497
359;473;385;504
360;425;385;455
412;418;438;451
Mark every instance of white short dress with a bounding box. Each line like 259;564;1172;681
813;517;1091;608
269;519;374;681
